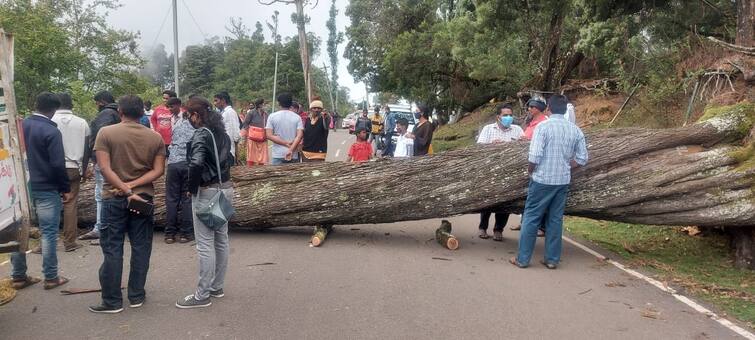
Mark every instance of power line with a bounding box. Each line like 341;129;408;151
146;2;172;54
181;0;209;40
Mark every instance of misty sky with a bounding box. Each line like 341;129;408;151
108;0;365;101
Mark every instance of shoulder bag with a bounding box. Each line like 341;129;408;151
193;128;235;230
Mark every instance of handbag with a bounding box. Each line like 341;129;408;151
247;126;266;142
193;128;235;230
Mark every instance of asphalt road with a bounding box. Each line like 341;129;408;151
0;130;747;339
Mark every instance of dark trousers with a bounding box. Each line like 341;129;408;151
383;134;395;157
99;197;154;308
165;162;193;237
479;211;510;232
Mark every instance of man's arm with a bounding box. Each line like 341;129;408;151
476;126;488;144
81;135;91;179
287;129;304;157
572;132;589;169
265;128;290;146
527;126;545;176
48;133;72;202
124;154;166;190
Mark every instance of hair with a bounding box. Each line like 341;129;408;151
254;98;264;108
144;100;152;109
277;92;293;108
547;95;568;115
162;90;177;98
374;106;380;112
214;91;232;106
291;101;300;110
35;92;61;114
56;92;73;110
187;96;226;136
417;104;431;119
93;90;115;104
496;103;513;114
166;97;182;107
396;117;409;127
118;95;145;120
355;126;369;138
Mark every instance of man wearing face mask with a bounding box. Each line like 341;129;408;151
475;103;524;241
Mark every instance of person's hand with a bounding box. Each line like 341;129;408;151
285;148;294;161
61;192;73;203
124;182;135;190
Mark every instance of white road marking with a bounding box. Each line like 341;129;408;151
341;140;346;145
335;149;341;158
563;236;755;340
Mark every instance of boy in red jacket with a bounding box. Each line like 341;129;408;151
347;127;373;163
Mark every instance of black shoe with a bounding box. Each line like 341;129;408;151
129;298;145;308
164;235;175;244
89;304;124;314
176;294;211;309
209;289;224;298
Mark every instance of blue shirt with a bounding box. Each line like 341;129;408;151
384;112;396;135
528;115;588;185
168;117;195;164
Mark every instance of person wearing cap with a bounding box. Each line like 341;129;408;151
523;98;548;140
510;94;588;270
475;103;524;241
302;100;331;162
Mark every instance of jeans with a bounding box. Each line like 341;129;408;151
479;211;510;232
270;157;297;165
98;196;154;308
165;162;193;237
11;191;62;281
192;185;233;300
62;169;81;247
383;135;395;157
94;165;104;232
516;181;569;266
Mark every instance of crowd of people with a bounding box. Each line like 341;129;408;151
6;87;586;313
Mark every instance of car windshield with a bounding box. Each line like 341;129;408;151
392;111;415;125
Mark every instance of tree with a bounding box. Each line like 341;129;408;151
140;43;173;89
76;104;755;268
259;0;316;105
180;40;225;96
736;0;754;47
326;0;344;104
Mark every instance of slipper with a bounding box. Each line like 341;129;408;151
477;230;490;239
11;276;41;290
508;257;527;268
44;276;70;290
540;260;557;270
537;229;545;237
510;225;521;231
493;231;503;242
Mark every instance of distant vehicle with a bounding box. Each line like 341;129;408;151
344;112;359;133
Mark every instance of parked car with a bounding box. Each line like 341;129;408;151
345;112;360;133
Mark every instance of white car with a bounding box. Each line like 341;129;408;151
386;105;416;145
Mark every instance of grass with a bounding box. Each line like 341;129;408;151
565;217;755;329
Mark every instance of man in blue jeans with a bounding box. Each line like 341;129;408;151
11;92;72;290
510;95;588;270
89;95;165;313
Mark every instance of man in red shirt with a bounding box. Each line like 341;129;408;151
348;127;373;162
523;99;548;140
151;90;178;151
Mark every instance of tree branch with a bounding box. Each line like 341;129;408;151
707;36;755;55
258;0;296;5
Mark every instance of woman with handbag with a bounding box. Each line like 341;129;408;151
176;97;235;309
240;98;268;166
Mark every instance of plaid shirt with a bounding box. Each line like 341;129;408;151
476;123;524;144
528;115;588;185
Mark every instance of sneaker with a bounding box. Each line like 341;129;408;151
130;298;145;308
78;230;100;240
178;235;193;244
176;294;211;309
209;289;224;298
164;235;175;244
89;304;124;314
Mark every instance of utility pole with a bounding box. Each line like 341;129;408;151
322;63;335;113
172;0;180;96
271;17;279;112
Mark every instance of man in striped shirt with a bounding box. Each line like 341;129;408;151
476;103;523;241
511;94;588;270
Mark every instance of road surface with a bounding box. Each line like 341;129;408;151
0;130;748;339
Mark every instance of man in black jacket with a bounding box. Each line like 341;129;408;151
10;92;72;290
79;91;120;241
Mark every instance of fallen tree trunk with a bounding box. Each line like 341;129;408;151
77;104;755;267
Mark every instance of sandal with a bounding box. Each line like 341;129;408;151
11;276;41;290
540;260;557;270
493;231;503;242
537;229;545;237
43;276;69;290
510;224;521;231
477;230;490;239
508;257;527;268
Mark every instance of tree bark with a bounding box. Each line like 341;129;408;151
730;228;755;270
736;0;754;47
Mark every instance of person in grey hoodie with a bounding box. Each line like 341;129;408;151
78;91;120;242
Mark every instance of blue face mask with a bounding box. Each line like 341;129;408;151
500;116;514;127
414;111;421;120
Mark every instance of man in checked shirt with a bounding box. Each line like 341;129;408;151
476;103;523;241
510;95;588;270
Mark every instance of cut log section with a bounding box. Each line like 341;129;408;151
75;104;755;268
311;225;331;247
436;220;459;250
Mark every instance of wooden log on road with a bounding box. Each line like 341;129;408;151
436;220;459;250
76;104;755;268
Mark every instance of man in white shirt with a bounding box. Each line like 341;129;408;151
393;118;413;158
565;102;576;125
265;92;304;165
475;103;524;241
213;91;241;162
52;93;91;252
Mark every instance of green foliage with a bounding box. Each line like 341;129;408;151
326;0;343;97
